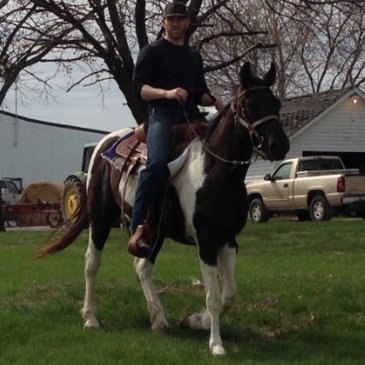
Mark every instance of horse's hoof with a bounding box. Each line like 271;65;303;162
211;344;226;356
84;318;100;329
152;324;170;335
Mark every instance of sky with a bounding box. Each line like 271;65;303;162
1;65;135;133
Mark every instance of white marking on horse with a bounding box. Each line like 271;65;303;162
172;140;206;239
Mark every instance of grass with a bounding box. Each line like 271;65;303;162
0;219;365;364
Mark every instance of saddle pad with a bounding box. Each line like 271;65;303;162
101;129;135;163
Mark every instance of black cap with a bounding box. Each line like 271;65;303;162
163;1;188;18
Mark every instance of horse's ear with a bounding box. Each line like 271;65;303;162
263;62;276;86
240;62;252;88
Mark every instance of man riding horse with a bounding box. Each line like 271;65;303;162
129;1;223;258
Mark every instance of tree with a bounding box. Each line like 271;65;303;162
2;0;365;121
0;0;78;106
24;0;274;123
263;0;365;96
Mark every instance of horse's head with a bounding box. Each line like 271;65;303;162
234;62;290;161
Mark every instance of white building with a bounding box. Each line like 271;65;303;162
247;87;365;181
0;111;108;187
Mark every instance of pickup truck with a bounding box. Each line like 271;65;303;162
246;156;365;222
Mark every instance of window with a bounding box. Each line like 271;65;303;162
273;162;292;180
299;159;343;172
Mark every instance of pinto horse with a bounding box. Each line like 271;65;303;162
38;62;289;356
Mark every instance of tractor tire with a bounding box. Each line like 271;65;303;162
309;194;333;221
62;177;85;224
249;198;270;223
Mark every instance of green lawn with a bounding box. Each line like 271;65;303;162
0;219;365;364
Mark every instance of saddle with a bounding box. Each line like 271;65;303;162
115;121;207;174
113;121;207;234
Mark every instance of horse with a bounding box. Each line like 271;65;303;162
38;61;289;356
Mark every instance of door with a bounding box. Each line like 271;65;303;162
263;162;294;210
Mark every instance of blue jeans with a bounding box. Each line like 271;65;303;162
130;108;186;232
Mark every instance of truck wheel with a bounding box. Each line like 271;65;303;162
62;177;85;223
309;195;333;221
249;198;270;223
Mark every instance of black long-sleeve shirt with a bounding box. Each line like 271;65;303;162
133;38;210;117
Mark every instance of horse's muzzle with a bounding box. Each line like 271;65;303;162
267;135;290;161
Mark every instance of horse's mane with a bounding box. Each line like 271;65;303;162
204;103;231;140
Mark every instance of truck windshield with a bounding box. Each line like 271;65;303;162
298;159;343;172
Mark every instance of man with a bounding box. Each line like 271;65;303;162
128;1;222;258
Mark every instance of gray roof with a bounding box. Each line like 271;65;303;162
280;88;352;137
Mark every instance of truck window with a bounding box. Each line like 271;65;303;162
299;159;343;171
273;162;292;180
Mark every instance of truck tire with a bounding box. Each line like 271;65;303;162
62;177;85;223
309;195;333;221
249;198;270;223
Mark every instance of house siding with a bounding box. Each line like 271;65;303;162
0;112;108;186
246;94;365;181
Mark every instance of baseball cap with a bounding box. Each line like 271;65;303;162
163;1;188;18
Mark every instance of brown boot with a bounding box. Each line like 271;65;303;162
128;224;152;258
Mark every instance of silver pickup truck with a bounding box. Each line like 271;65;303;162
246;156;365;222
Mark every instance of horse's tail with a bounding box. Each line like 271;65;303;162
36;197;88;258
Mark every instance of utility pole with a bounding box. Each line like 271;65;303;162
0;190;5;232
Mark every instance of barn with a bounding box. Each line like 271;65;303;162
0;110;109;187
246;87;365;180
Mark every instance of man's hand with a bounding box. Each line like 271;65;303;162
165;87;188;104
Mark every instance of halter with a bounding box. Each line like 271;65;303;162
182;85;279;166
231;86;279;154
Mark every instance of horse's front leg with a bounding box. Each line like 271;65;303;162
82;240;102;328
180;257;225;355
199;260;226;356
133;258;170;333
181;244;236;356
217;243;237;315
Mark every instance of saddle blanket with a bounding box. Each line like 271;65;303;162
101;128;190;178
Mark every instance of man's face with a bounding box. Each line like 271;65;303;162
162;16;190;41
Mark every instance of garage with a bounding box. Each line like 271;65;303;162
247;87;365;180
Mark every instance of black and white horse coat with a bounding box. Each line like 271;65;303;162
39;62;289;356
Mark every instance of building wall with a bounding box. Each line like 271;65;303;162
0;112;108;186
246;94;365;181
288;95;365;157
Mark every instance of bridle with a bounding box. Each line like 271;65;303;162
182;85;280;166
231;86;280;155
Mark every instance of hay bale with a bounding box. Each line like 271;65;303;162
16;181;63;227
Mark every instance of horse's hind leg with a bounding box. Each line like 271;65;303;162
134;258;170;333
82;214;117;328
82;233;103;328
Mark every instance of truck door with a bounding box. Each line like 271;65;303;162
264;162;294;210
